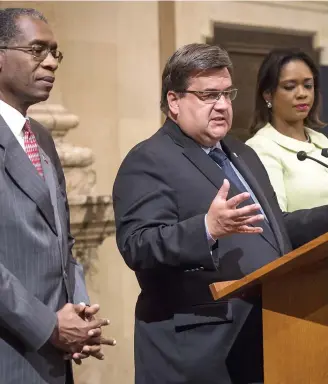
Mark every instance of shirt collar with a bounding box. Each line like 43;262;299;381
0;100;27;138
257;122;328;152
202;141;222;154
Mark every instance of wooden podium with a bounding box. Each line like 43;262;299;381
210;232;328;384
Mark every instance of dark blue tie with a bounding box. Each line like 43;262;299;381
209;148;250;196
209;148;277;247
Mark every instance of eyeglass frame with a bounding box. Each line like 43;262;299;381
177;88;238;103
0;44;63;63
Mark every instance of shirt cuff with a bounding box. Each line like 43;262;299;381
204;214;216;247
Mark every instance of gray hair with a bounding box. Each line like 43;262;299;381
160;43;233;115
0;8;47;46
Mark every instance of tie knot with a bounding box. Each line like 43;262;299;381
23;120;33;140
209;147;227;166
23;120;32;133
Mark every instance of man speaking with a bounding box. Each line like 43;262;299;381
113;43;328;384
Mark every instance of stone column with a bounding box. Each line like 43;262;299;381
28;102;115;271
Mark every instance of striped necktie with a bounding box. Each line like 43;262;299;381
23;120;44;178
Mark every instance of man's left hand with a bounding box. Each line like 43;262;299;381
65;303;116;364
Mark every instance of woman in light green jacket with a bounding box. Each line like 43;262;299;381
246;49;328;212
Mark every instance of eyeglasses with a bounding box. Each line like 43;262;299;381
0;44;63;63
180;89;238;103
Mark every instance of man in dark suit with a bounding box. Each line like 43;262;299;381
113;43;328;384
0;8;114;384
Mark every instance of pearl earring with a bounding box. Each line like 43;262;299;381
266;100;272;109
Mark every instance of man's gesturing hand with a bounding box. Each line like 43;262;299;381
49;303;110;354
206;179;264;240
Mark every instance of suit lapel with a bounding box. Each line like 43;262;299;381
222;139;284;254
40;148;66;260
162;119;241;199
0;116;57;234
182;147;243;200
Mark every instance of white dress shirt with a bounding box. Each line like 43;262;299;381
0;100;27;151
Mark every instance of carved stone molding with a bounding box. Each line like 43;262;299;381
28;103;114;270
28;103;79;137
69;195;115;271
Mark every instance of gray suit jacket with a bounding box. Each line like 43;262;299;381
0;115;89;384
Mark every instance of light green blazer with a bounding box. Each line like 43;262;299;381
246;123;328;212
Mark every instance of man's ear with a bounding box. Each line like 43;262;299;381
167;91;180;116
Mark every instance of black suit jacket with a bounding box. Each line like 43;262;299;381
113;119;328;384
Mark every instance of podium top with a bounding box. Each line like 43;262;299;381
210;232;328;300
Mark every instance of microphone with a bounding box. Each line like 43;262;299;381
297;151;328;169
321;148;328;158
